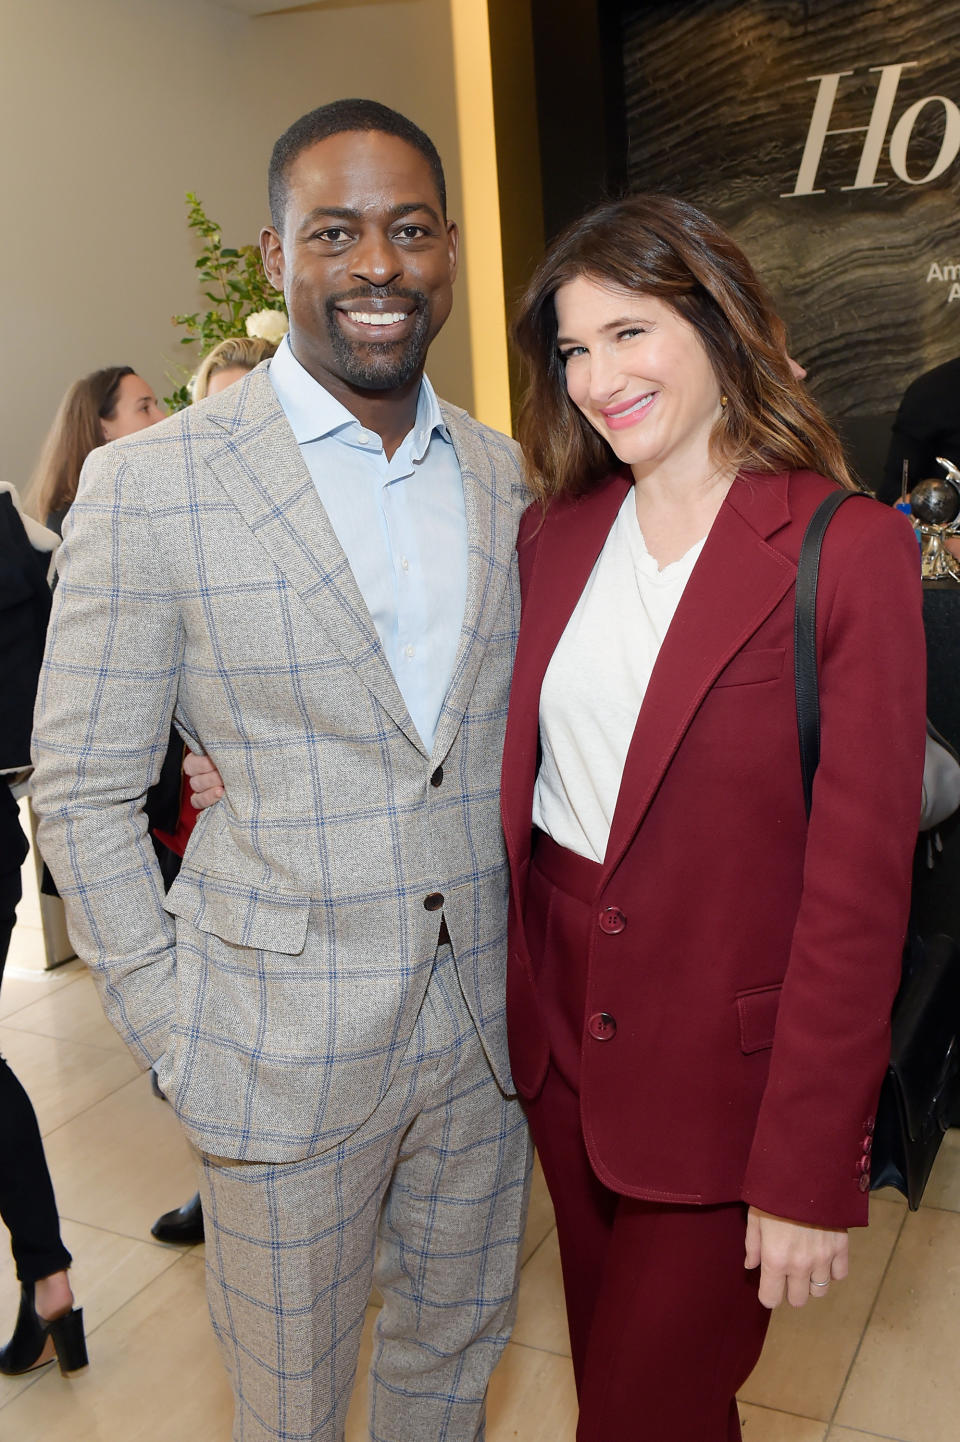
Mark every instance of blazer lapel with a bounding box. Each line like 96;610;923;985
201;366;425;753
500;473;631;866
429;405;523;764
601;473;795;883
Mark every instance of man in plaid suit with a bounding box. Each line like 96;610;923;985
32;100;531;1441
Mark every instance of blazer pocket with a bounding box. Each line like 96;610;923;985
736;983;782;1054
163;867;311;955
713;647;784;688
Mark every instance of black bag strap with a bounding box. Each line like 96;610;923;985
795;490;869;818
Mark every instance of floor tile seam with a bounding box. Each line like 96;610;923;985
70;1246;192;1342
505;1337;572;1360
0;1022;130;1057
826;1204;910;1431
0;1366;46;1410
825;1426;906;1441
0;969;86;1021
57;1210;203;1255
519;1225;558;1270
37;1068;151;1143
736;1398;827;1427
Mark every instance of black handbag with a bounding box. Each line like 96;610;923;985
795;489;960;1210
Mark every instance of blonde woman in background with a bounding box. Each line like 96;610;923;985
191;334;278;401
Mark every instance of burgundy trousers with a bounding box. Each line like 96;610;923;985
523;833;770;1442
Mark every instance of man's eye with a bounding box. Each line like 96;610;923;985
314;228;349;243
395;225;428;240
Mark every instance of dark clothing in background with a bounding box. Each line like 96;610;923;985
879;357;960;505
0;490;72;1282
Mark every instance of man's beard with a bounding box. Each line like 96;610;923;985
324;288;432;391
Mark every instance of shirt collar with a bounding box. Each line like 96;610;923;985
268;334;450;455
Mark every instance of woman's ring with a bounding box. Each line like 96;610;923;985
810;1279;831;1290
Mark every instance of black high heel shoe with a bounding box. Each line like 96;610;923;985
0;1281;88;1376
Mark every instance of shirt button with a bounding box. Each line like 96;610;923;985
424;892;444;911
401;556;410;571
431;766;444;787
587;1012;617;1041
598;907;627;935
405;645;415;659
356;430;370;445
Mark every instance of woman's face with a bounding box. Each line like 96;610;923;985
205;365;251;397
554;276;723;482
101;373;165;441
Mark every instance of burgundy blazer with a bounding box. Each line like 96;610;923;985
500;469;927;1229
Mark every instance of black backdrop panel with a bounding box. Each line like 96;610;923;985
619;0;960;427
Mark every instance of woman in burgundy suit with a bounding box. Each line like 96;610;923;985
501;195;926;1440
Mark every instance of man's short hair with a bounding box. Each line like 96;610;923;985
268;99;447;230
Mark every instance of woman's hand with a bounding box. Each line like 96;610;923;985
183;750;225;810
744;1206;849;1309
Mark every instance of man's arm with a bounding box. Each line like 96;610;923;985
31;445;184;1069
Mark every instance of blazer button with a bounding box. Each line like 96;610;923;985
431;766;444;787
858;1174;870;1192
587;1012;617;1041
598;907;627;935
856;1154;870;1175
423;892;444;911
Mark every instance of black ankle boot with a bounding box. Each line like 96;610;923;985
151;1191;204;1244
0;1281;88;1376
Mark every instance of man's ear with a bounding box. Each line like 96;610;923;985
446;220;460;284
260;227;285;292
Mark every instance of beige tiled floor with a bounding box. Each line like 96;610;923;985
2;948;959;1441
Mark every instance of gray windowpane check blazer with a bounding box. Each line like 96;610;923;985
32;364;528;1163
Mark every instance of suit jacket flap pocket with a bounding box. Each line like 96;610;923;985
737;984;782;1054
714;647;784;688
164;869;311;955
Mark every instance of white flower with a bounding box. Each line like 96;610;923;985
245;309;288;344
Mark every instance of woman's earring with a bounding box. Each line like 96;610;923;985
720;394;728;409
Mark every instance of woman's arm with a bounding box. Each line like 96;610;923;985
741;500;926;1231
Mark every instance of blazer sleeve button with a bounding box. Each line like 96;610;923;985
859;1174;871;1192
424;892;444;911
587;1012;617;1041
598;907;627;935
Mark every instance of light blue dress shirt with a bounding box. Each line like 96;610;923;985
268;337;467;751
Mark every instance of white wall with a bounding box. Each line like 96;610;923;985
2;0;472;491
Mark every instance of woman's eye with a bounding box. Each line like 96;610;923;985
558;346;585;363
617;327;645;341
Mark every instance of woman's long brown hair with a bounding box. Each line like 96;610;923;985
512;194;855;503
27;366;135;524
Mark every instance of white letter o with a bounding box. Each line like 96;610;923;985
889;96;960;184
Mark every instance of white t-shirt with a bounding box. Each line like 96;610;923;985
532;488;706;863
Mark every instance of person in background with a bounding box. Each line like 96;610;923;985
879;355;960;505
501;193;925;1441
29;368;164;534
0;483;87;1378
190;333;278;402
149;333;277;1249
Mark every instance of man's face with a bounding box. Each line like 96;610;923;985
261;131;458;401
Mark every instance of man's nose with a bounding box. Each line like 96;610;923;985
351;231;402;288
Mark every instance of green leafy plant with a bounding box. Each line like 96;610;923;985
164;193;286;410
